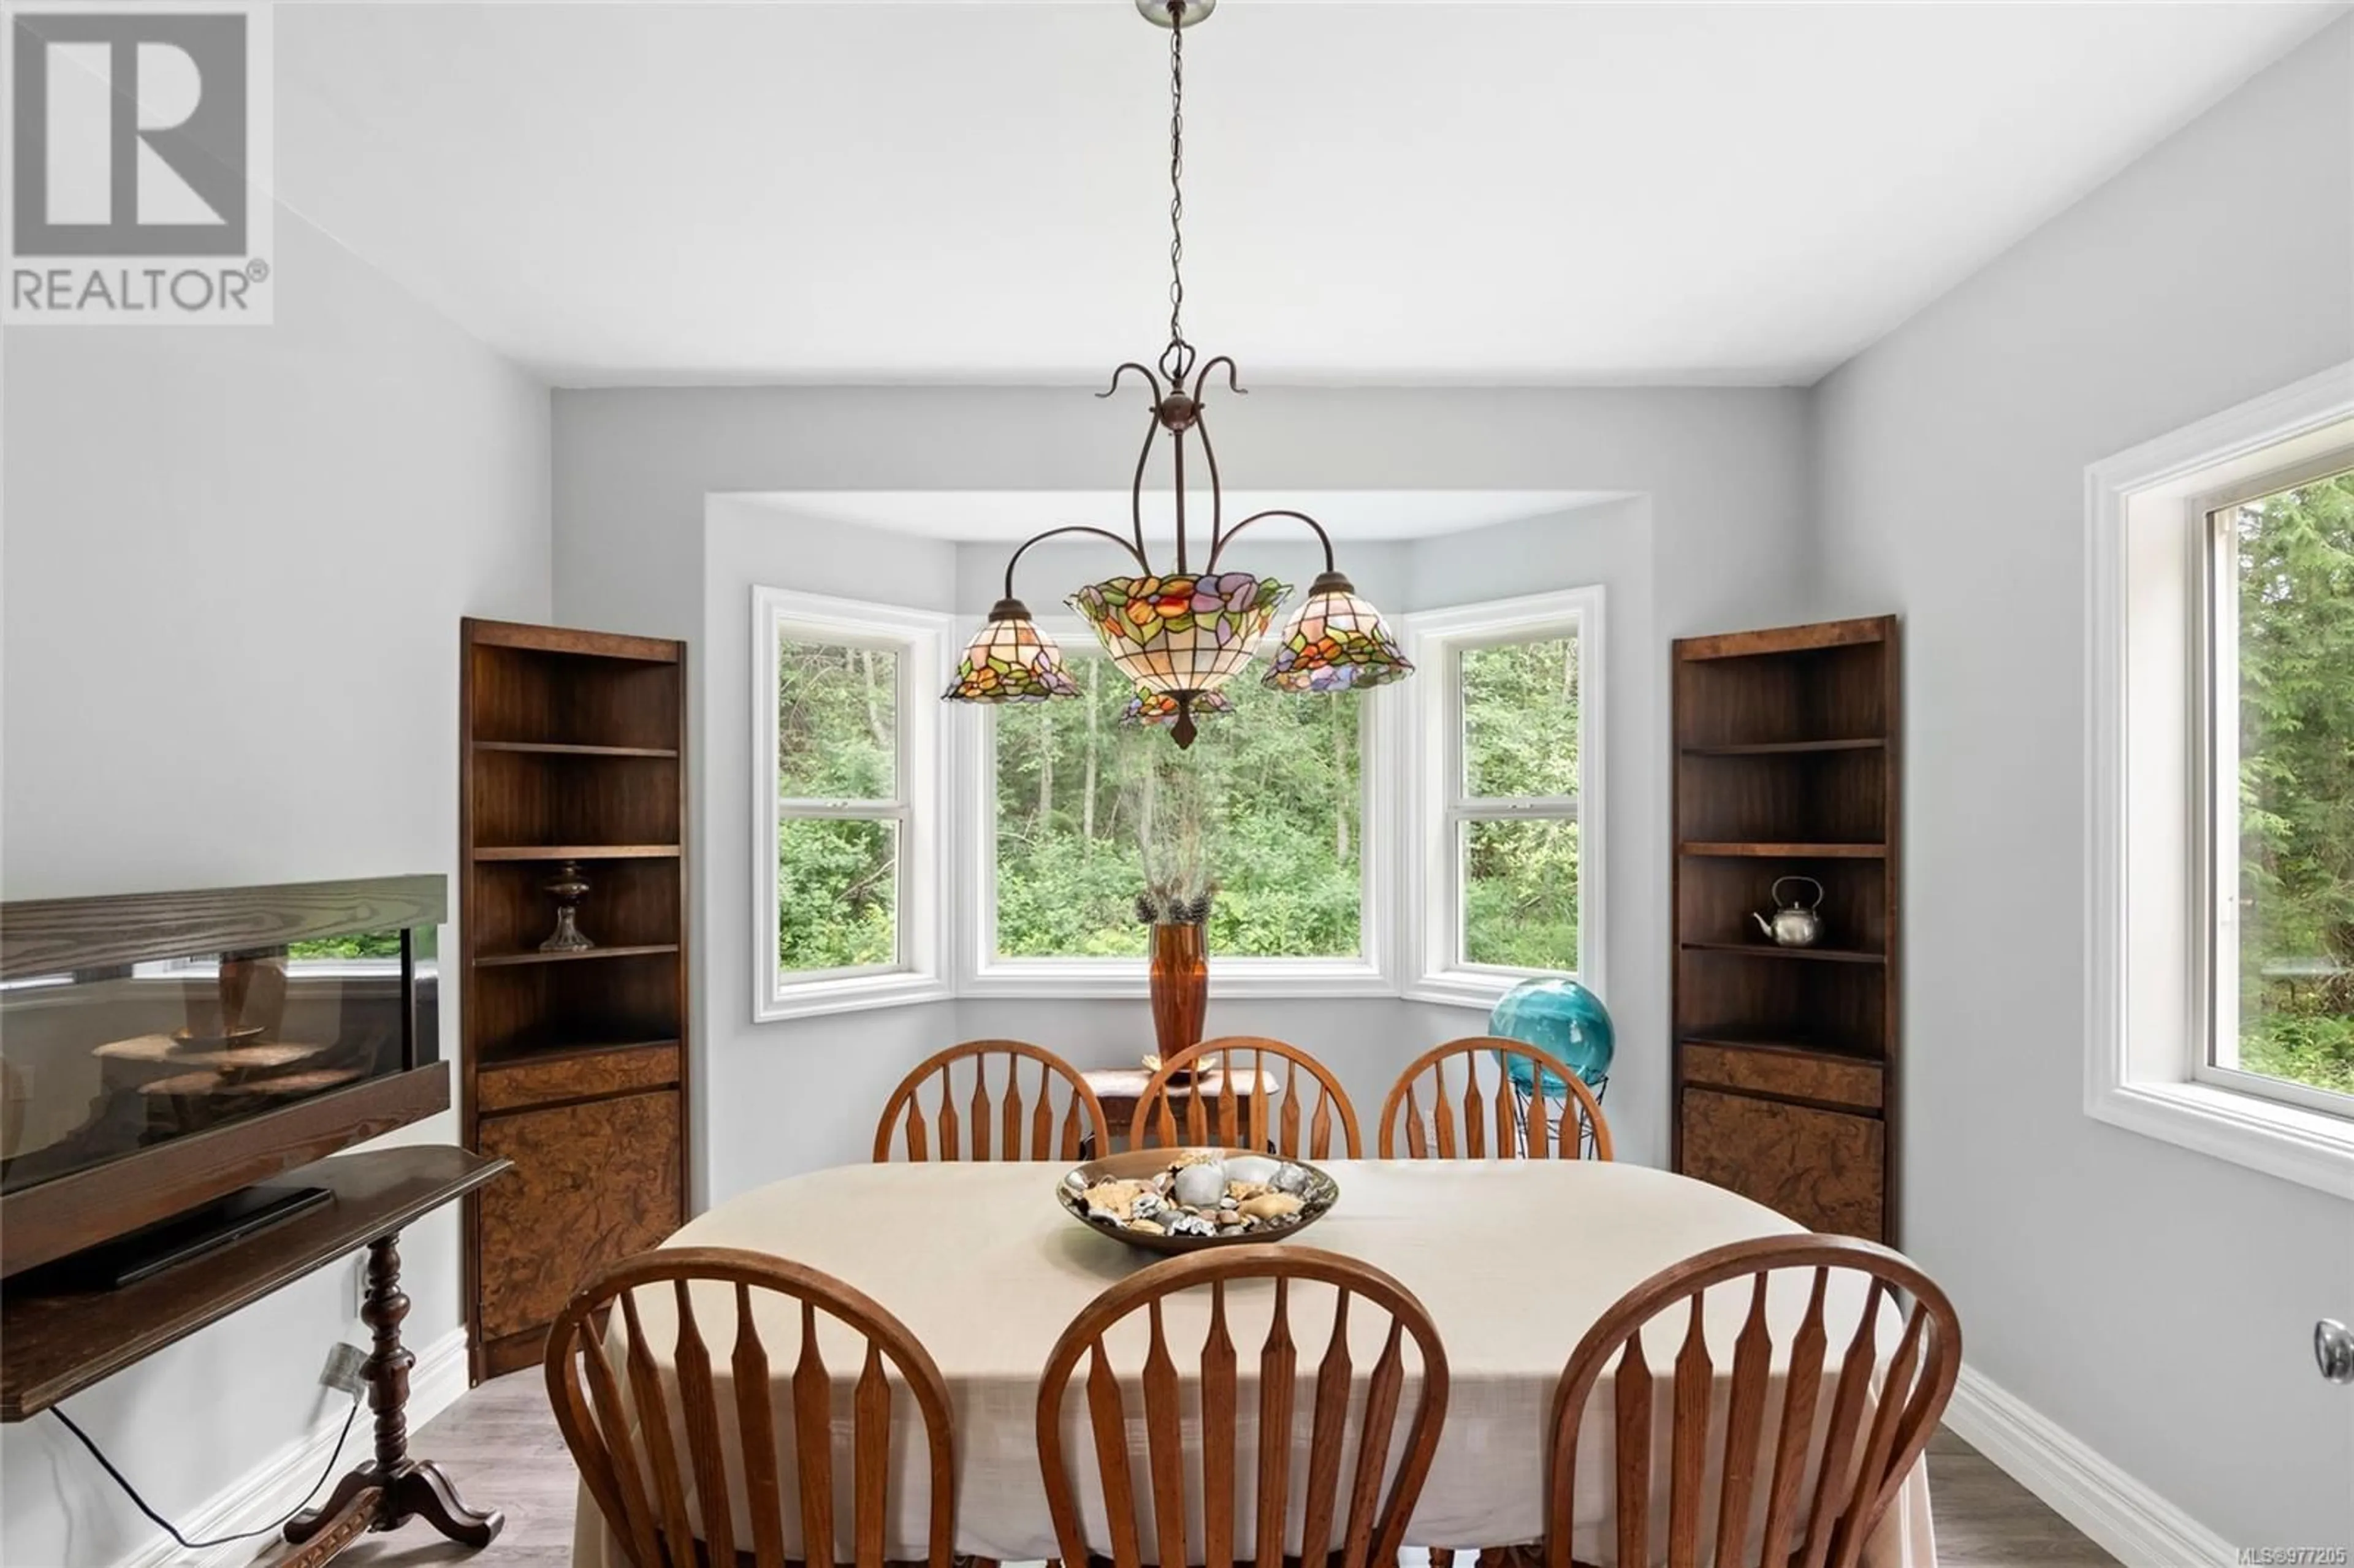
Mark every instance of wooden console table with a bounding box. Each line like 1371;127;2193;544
2;1146;511;1566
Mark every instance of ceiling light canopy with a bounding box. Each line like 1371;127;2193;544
941;0;1411;746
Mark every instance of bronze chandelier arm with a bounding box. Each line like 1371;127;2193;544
1001;525;1153;603
1097;361;1164;406
1204;508;1338;576
1190;354;1244;403
1126;408;1159;564
1189;360;1242;560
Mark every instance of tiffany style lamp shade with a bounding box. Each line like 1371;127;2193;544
942;600;1081;702
1489;975;1615;1098
1264;571;1414;693
1070;572;1289;744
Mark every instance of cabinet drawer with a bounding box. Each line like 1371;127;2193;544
475;1090;681;1340
475;1041;680;1113
1680;1043;1881;1109
1680;1087;1884;1240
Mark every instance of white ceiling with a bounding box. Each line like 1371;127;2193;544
733;488;1618;541
274;1;2344;387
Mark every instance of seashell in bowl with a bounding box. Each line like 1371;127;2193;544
1056;1147;1339;1255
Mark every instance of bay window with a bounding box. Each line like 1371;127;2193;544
1405;588;1605;1005
962;623;1390;996
755;587;951;1019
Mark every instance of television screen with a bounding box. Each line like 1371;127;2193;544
1;929;421;1194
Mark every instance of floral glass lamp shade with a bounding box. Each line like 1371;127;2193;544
942;599;1081;702
1263;571;1415;693
1072;572;1289;744
1124;690;1234;728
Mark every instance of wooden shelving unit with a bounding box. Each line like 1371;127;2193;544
459;618;689;1381
1670;615;1899;1244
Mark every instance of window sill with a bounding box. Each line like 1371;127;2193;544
756;973;954;1023
2087;1076;2354;1200
961;959;1395;1002
1401;969;1550;1011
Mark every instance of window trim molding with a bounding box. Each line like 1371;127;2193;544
1400;586;1607;1010
2084;359;2354;1198
953;614;1398;1000
752;585;956;1022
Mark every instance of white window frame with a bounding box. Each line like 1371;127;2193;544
2085;360;2354;1199
753;586;953;1021
1401;587;1606;1008
954;614;1398;999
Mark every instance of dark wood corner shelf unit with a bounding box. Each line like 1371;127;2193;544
1670;615;1899;1244
459;618;689;1382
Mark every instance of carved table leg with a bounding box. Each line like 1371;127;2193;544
283;1230;505;1554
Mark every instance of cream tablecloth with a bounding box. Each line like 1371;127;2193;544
570;1160;1936;1567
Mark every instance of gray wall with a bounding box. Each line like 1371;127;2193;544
0;213;551;1563
554;392;1811;1203
1810;18;2354;1548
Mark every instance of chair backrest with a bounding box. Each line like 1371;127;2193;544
546;1246;956;1568
874;1040;1111;1162
1037;1245;1449;1568
1129;1037;1364;1159
1546;1236;1961;1568
1377;1036;1613;1160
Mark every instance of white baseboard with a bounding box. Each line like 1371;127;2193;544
1942;1362;2236;1568
114;1328;473;1568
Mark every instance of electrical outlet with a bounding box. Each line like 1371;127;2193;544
350;1253;368;1319
321;1341;368;1395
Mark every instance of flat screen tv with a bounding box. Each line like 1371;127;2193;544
0;875;448;1278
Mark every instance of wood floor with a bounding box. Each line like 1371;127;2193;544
338;1374;2120;1567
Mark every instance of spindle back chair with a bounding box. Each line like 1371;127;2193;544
874;1040;1112;1162
1129;1037;1365;1159
1377;1037;1613;1161
546;1247;958;1568
1037;1246;1449;1568
1546;1235;1960;1568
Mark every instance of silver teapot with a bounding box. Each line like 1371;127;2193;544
1751;876;1825;947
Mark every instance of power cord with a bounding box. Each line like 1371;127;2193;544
49;1393;362;1553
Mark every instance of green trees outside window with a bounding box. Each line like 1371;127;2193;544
775;639;904;974
1458;637;1582;970
994;660;1363;960
2230;466;2354;1098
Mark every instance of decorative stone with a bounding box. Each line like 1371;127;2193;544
1129;1219;1167;1235
1270;1163;1310;1194
1171;1160;1228;1208
1224;1154;1281;1187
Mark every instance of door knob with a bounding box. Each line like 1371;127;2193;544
2320;1319;2354;1385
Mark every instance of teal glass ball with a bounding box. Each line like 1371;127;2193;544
1489;976;1615;1097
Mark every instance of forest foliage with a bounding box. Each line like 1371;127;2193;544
2235;468;2354;1096
774;630;1588;974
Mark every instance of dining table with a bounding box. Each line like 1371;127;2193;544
569;1159;1939;1568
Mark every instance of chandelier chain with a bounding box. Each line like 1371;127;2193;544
1160;4;1192;383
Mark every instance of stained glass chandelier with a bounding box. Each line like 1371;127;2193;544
942;0;1412;747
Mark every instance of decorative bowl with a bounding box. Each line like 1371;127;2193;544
1057;1147;1339;1255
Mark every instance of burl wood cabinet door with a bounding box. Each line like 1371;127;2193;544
1680;1087;1885;1240
475;1089;682;1341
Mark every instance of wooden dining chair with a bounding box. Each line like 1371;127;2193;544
1545;1235;1961;1568
1037;1246;1450;1568
546;1246;958;1568
1129;1037;1365;1158
874;1040;1113;1162
1377;1037;1613;1161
